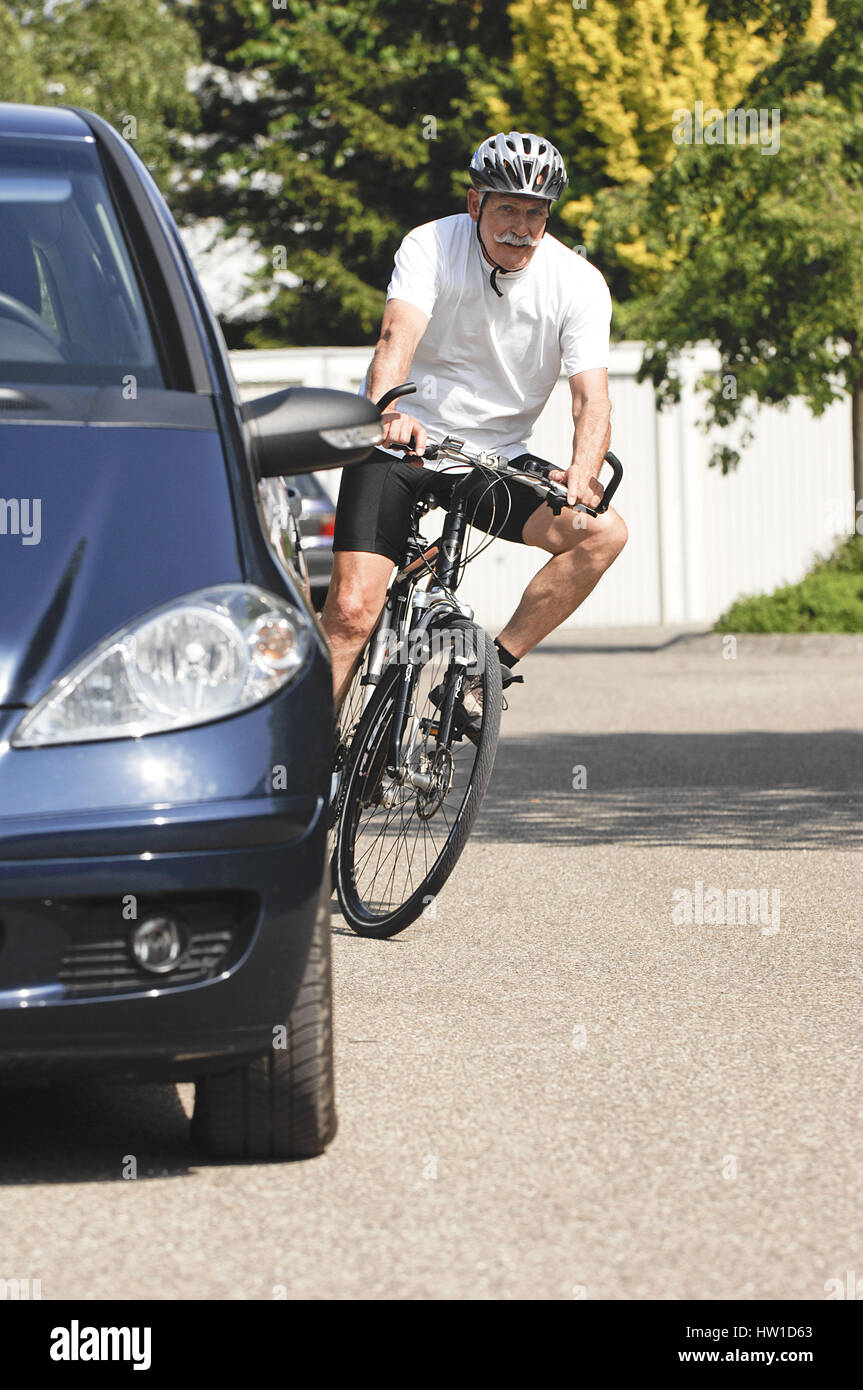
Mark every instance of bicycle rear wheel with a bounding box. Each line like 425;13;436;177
334;616;502;937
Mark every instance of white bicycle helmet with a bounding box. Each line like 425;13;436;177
468;132;567;295
469;131;568;203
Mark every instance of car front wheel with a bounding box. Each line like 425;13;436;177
190;870;336;1161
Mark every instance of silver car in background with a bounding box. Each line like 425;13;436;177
258;472;336;610
290;472;337;608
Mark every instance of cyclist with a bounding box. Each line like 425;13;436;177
320;131;627;737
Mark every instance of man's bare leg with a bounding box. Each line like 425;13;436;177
319;550;395;715
495;507;628;659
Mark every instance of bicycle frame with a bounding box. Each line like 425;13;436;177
353;486;477;786
327;382;623;810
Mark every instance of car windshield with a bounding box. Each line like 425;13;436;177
0;136;164;388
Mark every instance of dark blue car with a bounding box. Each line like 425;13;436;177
0;103;380;1159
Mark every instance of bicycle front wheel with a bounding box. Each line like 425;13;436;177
334;616;502;937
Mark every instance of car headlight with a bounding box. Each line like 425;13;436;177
12;585;313;747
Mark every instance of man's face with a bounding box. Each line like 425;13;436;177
467;188;550;271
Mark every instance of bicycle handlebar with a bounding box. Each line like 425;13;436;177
375;381;624;519
504;448;624;516
376;382;417;413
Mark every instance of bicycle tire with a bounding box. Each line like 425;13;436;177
334;615;502;937
328;636;376;888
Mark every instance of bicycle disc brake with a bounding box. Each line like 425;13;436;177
415;742;454;819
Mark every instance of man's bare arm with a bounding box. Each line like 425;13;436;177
367;298;430;457
548;368;612;508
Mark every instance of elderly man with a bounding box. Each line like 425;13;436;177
320;131;627;733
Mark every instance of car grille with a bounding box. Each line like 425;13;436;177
57;928;234;995
0;892;258;998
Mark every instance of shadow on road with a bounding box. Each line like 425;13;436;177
535;630;708;655
480;730;863;849
0;1081;195;1184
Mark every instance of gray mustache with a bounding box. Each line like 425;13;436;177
493;231;541;247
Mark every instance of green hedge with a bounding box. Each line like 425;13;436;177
715;535;863;633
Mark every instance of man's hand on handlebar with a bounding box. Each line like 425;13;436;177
547;461;605;511
380;409;427;464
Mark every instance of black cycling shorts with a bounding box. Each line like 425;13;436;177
333;448;546;564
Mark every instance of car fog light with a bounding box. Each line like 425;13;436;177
130;916;189;974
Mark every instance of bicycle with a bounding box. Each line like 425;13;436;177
327;383;623;938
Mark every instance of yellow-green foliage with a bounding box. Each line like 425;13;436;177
1;7;45;103
501;1;782;195
497;0;833;277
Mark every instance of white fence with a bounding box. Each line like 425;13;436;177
230;345;854;629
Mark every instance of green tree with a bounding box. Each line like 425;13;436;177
491;0;789;297
594;0;863;498
0;0;200;174
180;0;515;346
500;0;779;188
2;5;45;103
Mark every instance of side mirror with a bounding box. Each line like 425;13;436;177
244;386;382;477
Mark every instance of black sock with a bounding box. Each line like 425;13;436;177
494;638;519;669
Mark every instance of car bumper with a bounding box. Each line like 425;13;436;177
0;645;333;1082
0;823;327;1083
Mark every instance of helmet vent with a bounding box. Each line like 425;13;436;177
469;131;568;202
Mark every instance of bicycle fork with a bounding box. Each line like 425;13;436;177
384;610;473;785
356;487;475;799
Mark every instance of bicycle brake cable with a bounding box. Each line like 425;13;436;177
432;458;512;588
458;468;515;577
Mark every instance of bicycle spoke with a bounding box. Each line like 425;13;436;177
356;795;401;886
389;795;412;905
406;801;426;897
417;812;429;884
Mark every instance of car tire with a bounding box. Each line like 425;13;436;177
190;868;336;1161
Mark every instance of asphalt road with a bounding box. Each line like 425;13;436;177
2;630;861;1300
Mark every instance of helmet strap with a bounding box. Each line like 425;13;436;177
475;191;511;297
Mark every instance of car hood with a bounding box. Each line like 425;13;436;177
0;423;243;707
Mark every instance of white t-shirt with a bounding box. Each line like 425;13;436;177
367;212;612;469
